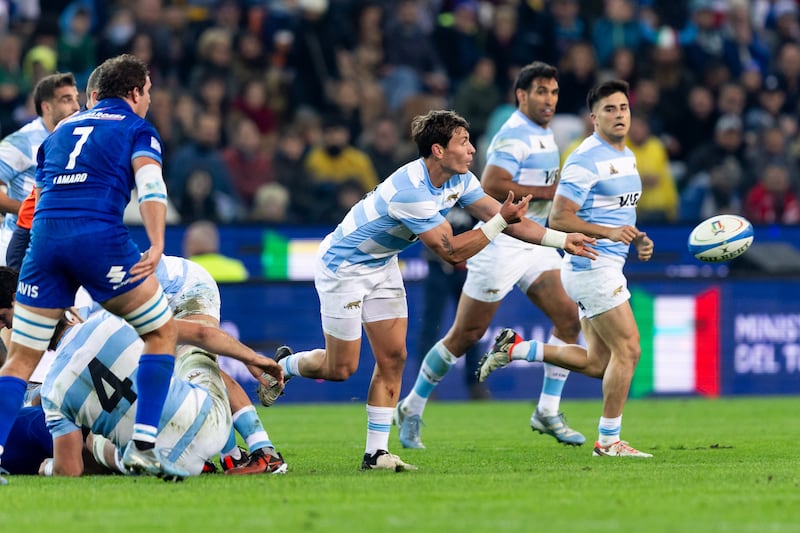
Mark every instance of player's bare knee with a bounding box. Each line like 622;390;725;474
327;363;358;381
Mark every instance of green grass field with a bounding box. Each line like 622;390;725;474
2;396;798;532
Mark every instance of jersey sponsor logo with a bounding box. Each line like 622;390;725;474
17;281;38;298
618;192;640;208
150;136;162;153
52;172;88;184
344;300;361;310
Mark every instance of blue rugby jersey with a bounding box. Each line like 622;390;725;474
320;158;486;273
556;133;641;271
35;98;164;223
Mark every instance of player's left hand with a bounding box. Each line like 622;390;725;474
128;247;162;283
633;232;654;261
564;233;598;260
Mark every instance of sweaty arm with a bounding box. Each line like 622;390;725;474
481;164;557;203
417;192;531;265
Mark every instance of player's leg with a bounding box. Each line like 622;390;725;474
361;315;416;471
524;269;585;445
0;303;62;484
397;294;500;448
220;370;287;475
586;303;651;458
102;276;188;478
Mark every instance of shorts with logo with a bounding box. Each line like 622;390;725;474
560;258;629;319
17;218;144;308
463;233;562;303
315;256;407;341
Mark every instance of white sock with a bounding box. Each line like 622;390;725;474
598;415;622;446
365;405;394;455
402;341;458;417
278;351;304;377
510;340;542;362
537;335;570;415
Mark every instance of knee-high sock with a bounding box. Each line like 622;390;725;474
401;340;457;417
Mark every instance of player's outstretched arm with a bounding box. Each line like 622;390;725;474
418;191;530;265
175;319;284;386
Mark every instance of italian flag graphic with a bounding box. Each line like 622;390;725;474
630;287;721;397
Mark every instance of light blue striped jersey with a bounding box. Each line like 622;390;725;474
556;133;641;271
485;110;560;226
320;158;486;273
0;117;49;233
40;311;214;455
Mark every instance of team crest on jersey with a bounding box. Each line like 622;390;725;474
609;163;618;175
446;193;459;202
344;300;361;310
150;136;162;153
538;139;545;149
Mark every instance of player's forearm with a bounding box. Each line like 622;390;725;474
189;324;261;366
138;201;167;254
549;211;611;240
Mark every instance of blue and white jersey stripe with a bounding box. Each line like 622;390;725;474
485;110;560;226
0;117;48;232
557;133;641;271
320;158;485;273
41;311;214;458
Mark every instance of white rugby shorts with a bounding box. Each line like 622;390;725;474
560;263;629;319
463;233;562;303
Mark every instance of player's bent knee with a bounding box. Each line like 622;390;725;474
123;286;173;335
10;307;59;352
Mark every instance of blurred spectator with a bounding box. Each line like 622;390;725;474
169;113;241;220
671;85;718;163
361;117;412;182
515;0;558;66
274;125;315;222
188;27;236;101
549;0;591;62
57;6;95;89
250;183;290;223
722;2;770;80
591;0;647;68
684;114;749;193
232;31;268;82
0;33;25;134
304;114;378;222
325;178;367;225
231;77;277;139
98;7;136;62
747;126;800;186
557;41;598;114
183;220;249;282
433;0;484;91
484;4;522;94
222;116;274;209
651;32;695;155
716;82;747;119
381;0;447;113
744;162;800;224
745;75;789;135
287;0;344;113
681;0;725;75
601;47;638;87
774;42;800;113
757;0;800;50
681;157;745;222
627;114;679;223
452;57;501;143
328;78;363;144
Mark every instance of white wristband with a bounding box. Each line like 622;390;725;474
541;228;568;249
43;458;54;477
479;213;508;241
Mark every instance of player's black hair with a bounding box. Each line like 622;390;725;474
85;64;105;97
0;267;18;309
586;79;630;112
96;54;148;102
513;61;558;96
411;110;470;158
33;72;77;116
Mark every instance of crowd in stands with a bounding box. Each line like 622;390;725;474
1;0;800;225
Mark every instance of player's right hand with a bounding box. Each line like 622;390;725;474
564;233;598;260
498;190;532;225
128;247;162;283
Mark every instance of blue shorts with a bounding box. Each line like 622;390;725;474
17;218;145;308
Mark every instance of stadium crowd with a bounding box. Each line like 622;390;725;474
1;0;800;225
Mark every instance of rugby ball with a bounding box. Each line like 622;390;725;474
688;214;754;262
